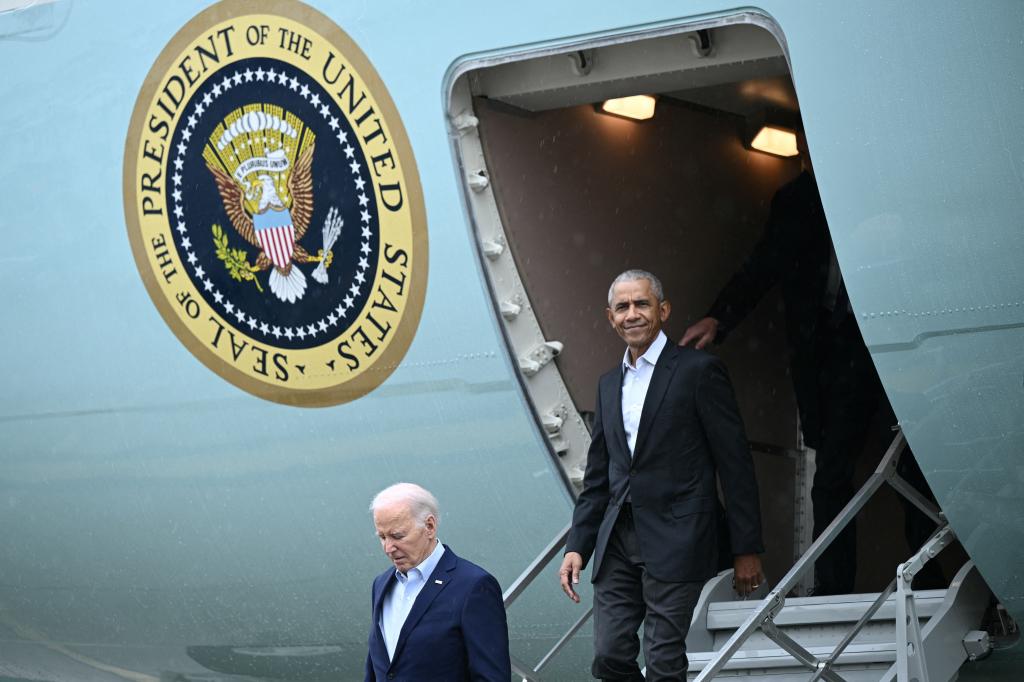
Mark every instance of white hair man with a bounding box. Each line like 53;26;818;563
365;482;510;681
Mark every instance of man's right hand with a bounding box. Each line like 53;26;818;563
558;552;583;603
680;317;719;349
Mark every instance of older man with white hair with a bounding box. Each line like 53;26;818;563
365;482;510;682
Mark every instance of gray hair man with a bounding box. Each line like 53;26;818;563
559;269;765;680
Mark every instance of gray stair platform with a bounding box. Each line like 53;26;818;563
684;561;989;681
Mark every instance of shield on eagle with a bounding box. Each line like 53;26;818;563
253;207;296;270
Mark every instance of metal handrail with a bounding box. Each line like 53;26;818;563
504;528;597;680
503;523;570;608
762;619;847;682
503;523;576;681
809;577;897;681
694;431;909;680
893;524;957;681
510;656;543;682
533;606;594;674
810;526;955;681
694;429;955;681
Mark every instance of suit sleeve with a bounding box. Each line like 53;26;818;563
462;573;512;681
564;380;611;567
696;357;765;556
364;652;375;682
708;190;787;341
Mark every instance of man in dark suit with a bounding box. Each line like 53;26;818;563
681;139;941;595
559;270;765;681
366;482;510;682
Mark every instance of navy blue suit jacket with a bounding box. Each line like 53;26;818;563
365;544;511;681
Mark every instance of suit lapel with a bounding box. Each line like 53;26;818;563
389;546;456;668
370;571;395;661
632;343;679;461
372;571;393;618
604;366;631;461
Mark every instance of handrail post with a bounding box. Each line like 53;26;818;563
895;559;930;682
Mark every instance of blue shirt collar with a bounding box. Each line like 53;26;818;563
395;539;445;584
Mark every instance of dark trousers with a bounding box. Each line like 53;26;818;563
810;318;882;594
592;507;704;681
810;317;943;594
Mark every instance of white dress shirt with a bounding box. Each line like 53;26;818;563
380;540;445;661
621;331;668;455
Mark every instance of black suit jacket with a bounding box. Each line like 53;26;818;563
365;545;510;682
708;170;833;448
566;343;763;583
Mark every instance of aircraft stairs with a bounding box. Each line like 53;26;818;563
684;560;989;681
506;430;994;681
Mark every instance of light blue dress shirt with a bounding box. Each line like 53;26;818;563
380;540;445;661
621;330;667;455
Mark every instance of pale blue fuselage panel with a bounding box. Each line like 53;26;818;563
1;1;1022;679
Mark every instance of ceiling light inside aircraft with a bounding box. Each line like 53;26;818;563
750;124;799;157
600;95;656;121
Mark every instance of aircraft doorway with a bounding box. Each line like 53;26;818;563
447;15;959;599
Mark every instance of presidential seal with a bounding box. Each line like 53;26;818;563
124;0;427;406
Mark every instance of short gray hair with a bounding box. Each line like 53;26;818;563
370;482;440;527
607;269;664;306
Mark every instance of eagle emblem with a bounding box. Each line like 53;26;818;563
202;105;341;302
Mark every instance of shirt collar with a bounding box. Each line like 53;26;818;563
395;539;445;584
622;330;667;371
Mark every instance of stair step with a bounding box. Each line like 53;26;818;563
706;589;948;630
688;641;898;671
682;562;990;682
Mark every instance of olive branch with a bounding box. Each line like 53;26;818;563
212;224;263;293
